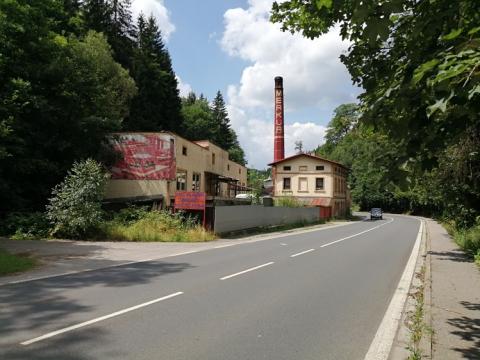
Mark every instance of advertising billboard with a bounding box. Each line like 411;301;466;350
110;133;176;180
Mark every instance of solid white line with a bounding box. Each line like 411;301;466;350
320;218;394;248
166;250;198;257
364;220;424;360
20;291;184;346
220;262;274;280
213;243;238;249
290;249;315;258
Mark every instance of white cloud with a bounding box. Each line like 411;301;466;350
228;104;327;169
176;75;192;98
221;0;358;168
132;0;175;40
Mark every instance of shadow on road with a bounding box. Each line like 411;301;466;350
0;259;193;351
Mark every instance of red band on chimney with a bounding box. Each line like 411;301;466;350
274;76;285;162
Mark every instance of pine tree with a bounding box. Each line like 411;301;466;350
123;14;183;132
211;91;246;164
211;91;234;150
82;0;135;69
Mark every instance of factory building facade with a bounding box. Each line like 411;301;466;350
269;76;350;217
269;153;349;217
104;132;247;208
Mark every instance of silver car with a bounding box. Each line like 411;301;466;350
370;208;383;220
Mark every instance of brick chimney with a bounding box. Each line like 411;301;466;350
273;76;285;162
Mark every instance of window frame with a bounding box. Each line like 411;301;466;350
315;177;325;191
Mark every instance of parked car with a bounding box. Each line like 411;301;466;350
370;208;383;220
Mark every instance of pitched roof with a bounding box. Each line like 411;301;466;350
268;153;348;169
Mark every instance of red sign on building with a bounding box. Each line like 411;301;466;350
174;192;206;211
109;133;176;180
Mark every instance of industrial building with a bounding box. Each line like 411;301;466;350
104;132;248;208
269;77;350;217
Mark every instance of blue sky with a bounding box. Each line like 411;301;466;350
132;0;360;169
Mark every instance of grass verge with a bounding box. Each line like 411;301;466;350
100;210;216;242
0;248;36;276
444;222;480;266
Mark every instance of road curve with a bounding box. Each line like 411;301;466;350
0;214;420;360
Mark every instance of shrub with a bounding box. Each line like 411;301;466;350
1;212;51;240
100;210;215;242
46;159;108;239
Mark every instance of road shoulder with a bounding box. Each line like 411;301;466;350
389;218;480;360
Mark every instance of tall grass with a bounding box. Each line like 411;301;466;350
100;210;215;242
445;221;480;265
274;196;303;208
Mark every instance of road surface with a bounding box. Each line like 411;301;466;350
0;214;420;360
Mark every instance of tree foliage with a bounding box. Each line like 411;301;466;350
123;14;183;132
46;159;108;239
0;1;136;212
182;91;246;165
273;1;480;226
0;0;247;216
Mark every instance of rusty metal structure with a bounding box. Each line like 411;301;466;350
273;76;285;163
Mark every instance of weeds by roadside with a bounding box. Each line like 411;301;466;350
0;249;36;275
406;266;432;359
444;221;480;266
99;209;216;242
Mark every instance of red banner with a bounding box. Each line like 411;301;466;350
175;192;206;210
109;133;176;180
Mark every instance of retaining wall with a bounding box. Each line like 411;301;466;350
214;205;319;233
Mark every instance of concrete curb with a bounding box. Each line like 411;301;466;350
388;217;431;360
420;219;433;359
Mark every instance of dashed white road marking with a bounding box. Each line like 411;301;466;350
280;243;288;246
20;292;184;346
290;249;315;258
220;262;274;280
321;218;394;248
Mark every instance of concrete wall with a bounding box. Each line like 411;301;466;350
214;205;319;233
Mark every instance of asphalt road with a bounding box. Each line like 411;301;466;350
0;214;420;360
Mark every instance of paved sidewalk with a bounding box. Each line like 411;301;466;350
427;219;480;359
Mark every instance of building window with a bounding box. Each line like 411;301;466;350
176;170;187;191
192;173;201;191
212;153;215;165
283;166;291;171
316;165;324;171
227;164;230;171
283;177;291;190
182;146;187;156
298;177;308;192
299;165;308;171
239;168;241;174
316;178;324;190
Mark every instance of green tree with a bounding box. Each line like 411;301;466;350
273;0;480;225
82;0;135;69
181;94;216;141
0;0;136;212
123;14;183;132
46;159;108;239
